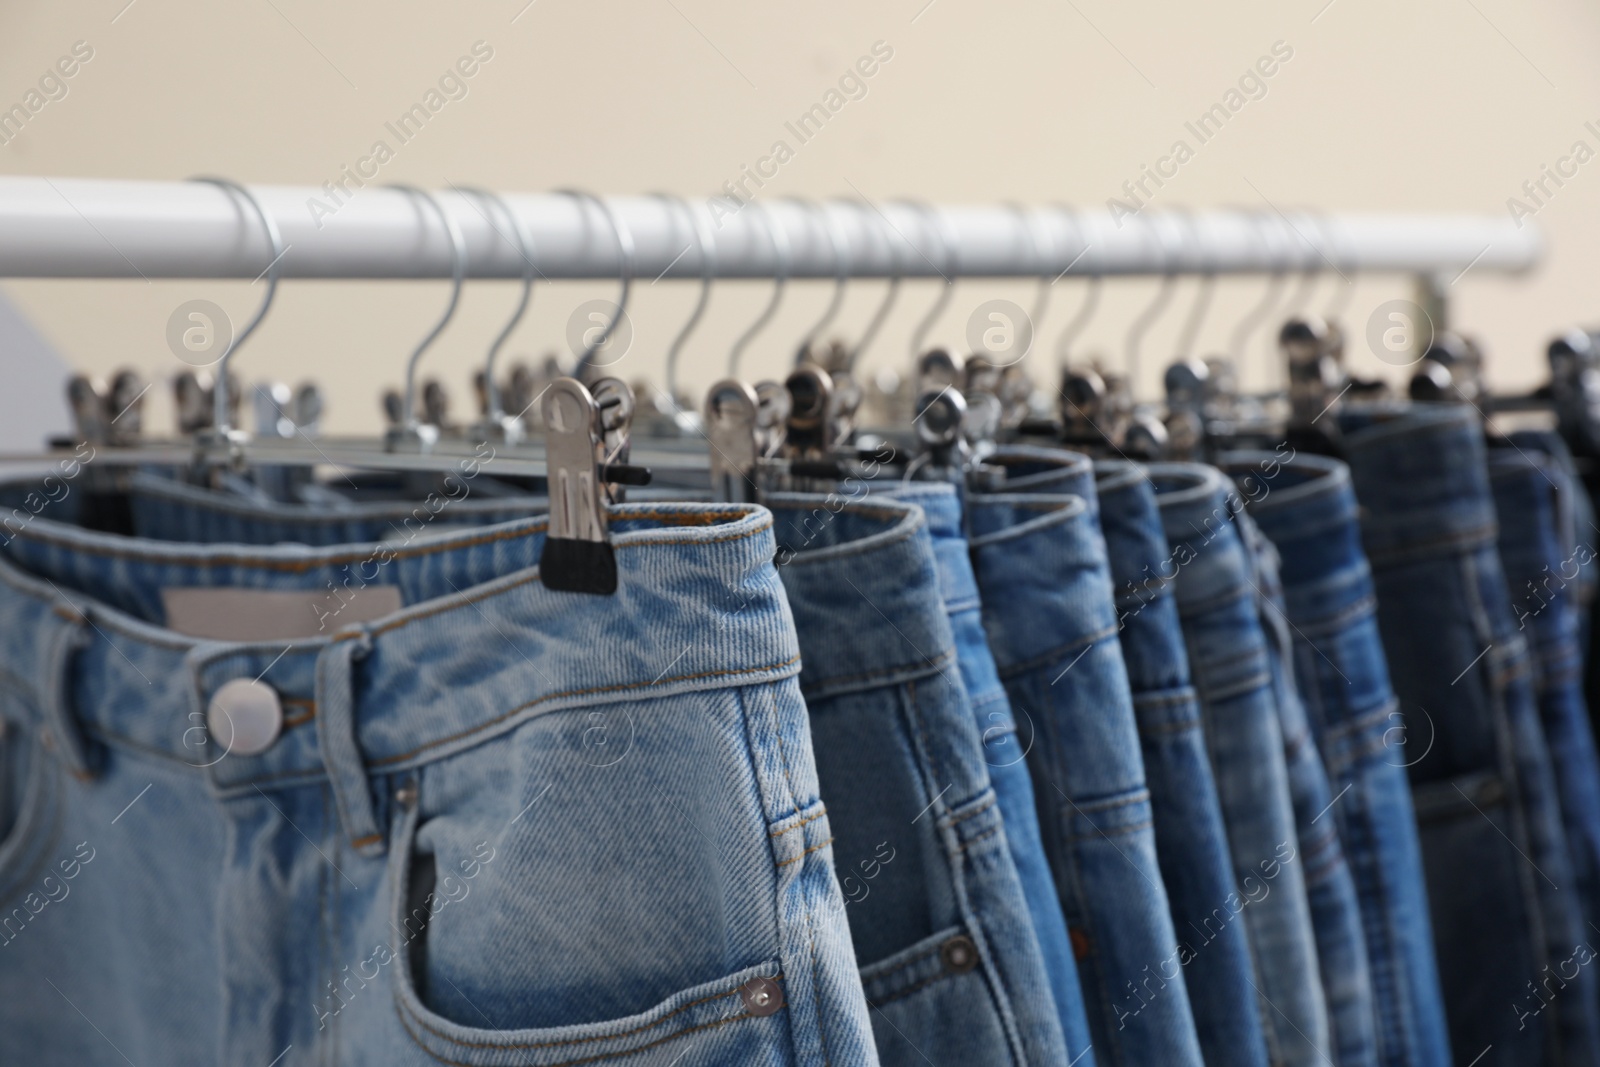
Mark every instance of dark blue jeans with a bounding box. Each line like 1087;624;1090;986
1095;460;1272;1067
1492;438;1600;1008
1150;462;1332;1067
767;493;1073;1066
1224;451;1451;1067
968;456;1205;1067
883;482;1097;1065
1343;405;1600;1067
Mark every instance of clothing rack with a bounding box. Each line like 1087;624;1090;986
0;178;1540;295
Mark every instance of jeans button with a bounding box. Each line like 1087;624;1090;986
739;976;785;1017
940;934;979;974
207;678;283;757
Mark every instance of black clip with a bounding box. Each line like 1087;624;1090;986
539;377;651;595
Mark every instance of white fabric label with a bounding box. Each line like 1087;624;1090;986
160;586;404;641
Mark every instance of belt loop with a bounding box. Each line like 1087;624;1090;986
40;602;95;779
316;628;385;858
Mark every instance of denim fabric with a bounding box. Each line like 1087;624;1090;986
1492;440;1600;993
967;457;1206;1067
1342;404;1600;1067
0;501;877;1066
1095;460;1272;1067
765;493;1071;1067
880;482;1096;1065
125;470;542;545
1239;495;1380;1067
1149;462;1331;1067
1224;451;1451;1067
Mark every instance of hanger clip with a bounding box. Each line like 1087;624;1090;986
539;377;651;595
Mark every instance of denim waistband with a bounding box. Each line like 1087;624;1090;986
981;445;1097;515
1220;451;1364;591
1093;460;1172;608
964;492;1111;672
0;502;800;801
1146;463;1257;614
762;493;955;701
1340;404;1498;562
873;482;981;613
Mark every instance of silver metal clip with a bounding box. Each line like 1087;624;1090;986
540;377;651;595
705;379;762;503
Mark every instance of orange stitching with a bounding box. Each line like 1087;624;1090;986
396;973;773;1052
349;833;382;848
769;805;828;838
945;792;997;827
367;654;803;768
776;837;834;867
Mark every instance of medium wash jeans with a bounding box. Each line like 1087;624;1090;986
0;499;877;1066
1240;485;1381;1067
968;449;1205;1067
1491;440;1600;1007
1150;462;1332;1067
1343;404;1600;1067
1095;459;1272;1067
766;493;1072;1067
1224;451;1451;1067
881;482;1096;1065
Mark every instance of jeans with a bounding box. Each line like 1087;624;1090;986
1223;451;1451;1067
881;482;1096;1065
1239;492;1380;1067
1491;439;1600;1009
1343;404;1600;1067
1095;460;1273;1067
766;492;1072;1067
968;465;1206;1067
0;500;877;1066
1149;462;1332;1067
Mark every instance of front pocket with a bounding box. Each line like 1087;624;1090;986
0;724;63;910
387;796;794;1067
860;926;1015;1067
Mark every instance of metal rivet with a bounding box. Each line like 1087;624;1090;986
394;782;419;809
739;976;785;1017
206;678;283;757
940;934;979;974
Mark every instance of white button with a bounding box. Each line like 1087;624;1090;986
207;678;283;757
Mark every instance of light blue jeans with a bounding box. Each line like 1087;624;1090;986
0;499;878;1066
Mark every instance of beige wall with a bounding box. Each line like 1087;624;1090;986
2;0;1598;435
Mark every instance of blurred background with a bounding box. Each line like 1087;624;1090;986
1;0;1596;441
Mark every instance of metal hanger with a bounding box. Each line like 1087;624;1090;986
727;198;790;377
556;190;634;382
189;177;284;448
456;185;537;441
652;192;715;426
388;184;466;447
793;198;850;367
906;199;958;364
846;198;901;376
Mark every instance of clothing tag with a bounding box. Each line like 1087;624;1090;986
160;587;403;641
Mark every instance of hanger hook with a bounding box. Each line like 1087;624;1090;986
1278;206;1324;323
846;198;902;373
388;184;466;431
1315;210;1357;322
1171;208;1215;359
651;192;716;413
728;198;791;376
189;177;284;436
1053;202;1101;363
456;186;536;424
557;190;635;379
904;200;958;356
1227;209;1289;366
1006;202;1053;354
793;199;850;364
1124;211;1179;394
